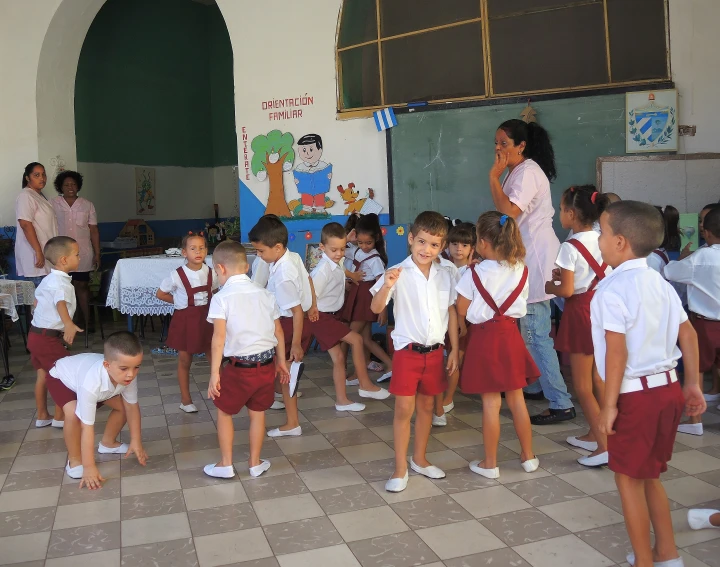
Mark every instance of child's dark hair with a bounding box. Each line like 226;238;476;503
22;162;44;188
703;207;720;239
498;119;557;182
561;185;609;226
181;231;207;249
660;205;681;251
344;213;360;234
249;215;288;248
411;211;448;240
447;222;476;247
321;222;346;244
702;203;720;213
476;211;525;266
54;170;83;194
213;240;247;268
605;201;664;257
355;213;388;265
104;331;143;360
44;236;77;265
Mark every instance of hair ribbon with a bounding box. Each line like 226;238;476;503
591;192;598;204
499;214;508;226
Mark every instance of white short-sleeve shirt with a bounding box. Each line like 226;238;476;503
15;188;58;277
371;256;456;350
590;258;688;381
311;253;345;313
52;196;98;273
207;274;280;357
456;261;529;324
346;248;385;282
159;264;218;309
554;231;611;294
663;244;720;319
31;269;76;330
502;159;561;303
49;353;139;425
251;256;270;288
267;250;313;317
437;257;459;283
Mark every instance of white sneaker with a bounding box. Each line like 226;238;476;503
385;471;409;493
688;509;720;530
626;552;685;566
203;463;235;479
179;403;198;413
703;392;720;402
678;423;703;436
521;457;540;472
289;361;304;397
35;419;52;428
358;387;391;400
249;460;272;478
345;378;359;386
51;419;64;428
335;402;366;412
377;371;392;383
443;401;455;413
97;442;129;454
566;436;598;451
469;460;499;479
65;461;83;479
432;413;447;427
275;391;301;400
267;426;302;438
410;458;446;479
577;452;608;467
270;400;286;410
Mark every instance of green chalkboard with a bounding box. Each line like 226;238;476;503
390;94;627;232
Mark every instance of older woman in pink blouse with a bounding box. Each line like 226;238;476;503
52;170;100;331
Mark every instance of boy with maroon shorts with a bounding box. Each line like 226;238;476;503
371;211;459;493
205;241;289;479
310;223;390;412
593;201;706;567
29;236;83;428
250;215;316;438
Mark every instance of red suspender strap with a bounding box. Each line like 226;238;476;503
352;249;381;271
498;266;528;315
566;239;608;292
206;268;213;299
652;249;669;265
470;266;528;317
470;267;500;315
175;266;211;308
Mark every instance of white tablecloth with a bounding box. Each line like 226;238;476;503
106;254;256;316
0;293;18;322
0;279;36;307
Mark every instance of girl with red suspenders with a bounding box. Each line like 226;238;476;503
341;214;393;381
456;212;540;480
546;186;611;467
157;232;218;413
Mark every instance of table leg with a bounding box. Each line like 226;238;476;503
127;314;133;332
1;316;11;379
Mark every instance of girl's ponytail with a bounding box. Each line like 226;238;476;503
476;211;525;266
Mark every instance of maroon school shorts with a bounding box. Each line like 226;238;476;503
390;346;446;397
691;314;720;372
608;379;684;479
212;361;276;415
279;316;314;359
311;312;351;351
28;331;69;372
46;374;104;411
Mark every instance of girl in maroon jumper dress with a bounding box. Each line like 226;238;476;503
545;186;611;467
341;214;393;379
457;212;540;480
157;232;216;413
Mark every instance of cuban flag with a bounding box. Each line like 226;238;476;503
373;107;397;132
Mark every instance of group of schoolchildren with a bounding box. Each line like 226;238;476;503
23;189;720;567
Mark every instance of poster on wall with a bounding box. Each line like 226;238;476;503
626;89;678;153
135;167;156;215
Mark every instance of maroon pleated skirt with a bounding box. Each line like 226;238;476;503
166;305;213;354
341;281;377;322
554;291;594;355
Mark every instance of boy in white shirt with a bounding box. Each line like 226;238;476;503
371;211;459;493
205;241;289;479
311;223;390;412
593;201;706;567
47;332;147;489
665;206;720;417
249;215;317;438
29;236;83;428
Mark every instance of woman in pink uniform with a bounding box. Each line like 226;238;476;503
52;171;100;331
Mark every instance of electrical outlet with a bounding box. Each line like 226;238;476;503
679;125;696;136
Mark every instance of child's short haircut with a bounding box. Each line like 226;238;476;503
181;231;207;249
605;192;622;203
411;211;448;238
104;331;143;360
321;222;346;244
447;222;476;246
702;203;720;213
605;201;664;257
248;215;288;248
44;236;77;265
297;134;323;150
703;207;720;238
213;240;248;268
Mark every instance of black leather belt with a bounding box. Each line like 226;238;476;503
226;357;274;369
29;325;62;338
404;343;442;354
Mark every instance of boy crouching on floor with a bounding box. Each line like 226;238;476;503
205;241;290;479
46;331;147;489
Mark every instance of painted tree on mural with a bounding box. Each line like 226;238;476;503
251;130;295;217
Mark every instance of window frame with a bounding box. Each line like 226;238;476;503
335;0;670;116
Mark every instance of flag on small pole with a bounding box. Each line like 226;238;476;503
373;107;397;132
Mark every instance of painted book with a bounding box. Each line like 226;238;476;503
294;165;333;196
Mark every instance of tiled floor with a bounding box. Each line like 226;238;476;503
1;323;720;566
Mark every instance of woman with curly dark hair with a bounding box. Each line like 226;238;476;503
52;170;100;331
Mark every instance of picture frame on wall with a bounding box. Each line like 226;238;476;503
135;167;156;215
305;243;323;273
626;89;678;153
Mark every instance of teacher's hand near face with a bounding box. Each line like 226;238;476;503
490;151;509;181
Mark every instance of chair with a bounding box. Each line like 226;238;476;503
89;268;114;341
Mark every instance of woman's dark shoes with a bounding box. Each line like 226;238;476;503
530;407;576;425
